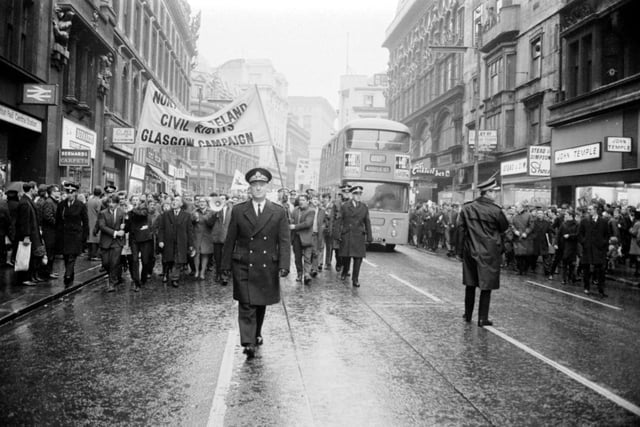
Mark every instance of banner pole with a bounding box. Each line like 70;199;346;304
254;85;285;188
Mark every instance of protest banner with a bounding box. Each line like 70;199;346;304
135;81;271;149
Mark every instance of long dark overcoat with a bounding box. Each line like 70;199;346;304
41;197;58;252
512;210;534;256
577;216;610;265
558;219;578;261
56;199;89;255
221;200;290;306
16;195;43;253
457;196;509;290
532;218;553;256
86;196;102;243
336;201;372;258
158;209;194;264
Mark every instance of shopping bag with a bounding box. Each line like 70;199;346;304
15;242;31;272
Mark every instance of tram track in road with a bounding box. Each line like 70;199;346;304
361;245;640;421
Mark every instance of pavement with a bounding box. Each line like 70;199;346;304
0;245;637;328
0;255;106;325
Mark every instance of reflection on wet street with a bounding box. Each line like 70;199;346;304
1;245;640;425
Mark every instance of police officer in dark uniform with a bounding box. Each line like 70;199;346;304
336;185;372;287
333;184;352;274
56;182;89;286
221;167;291;359
457;177;509;327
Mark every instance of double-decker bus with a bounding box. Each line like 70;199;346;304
319;118;411;251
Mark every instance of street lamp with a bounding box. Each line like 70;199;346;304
429;44;482;199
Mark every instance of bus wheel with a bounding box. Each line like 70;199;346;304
385;244;396;252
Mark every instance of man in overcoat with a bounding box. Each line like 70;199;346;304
289;193;315;284
333;185;352;273
157;195;194;288
40;184;60;279
212;194;232;285
457;178;509;327
126;194;154;291
221;167;290;359
98;194;126;292
578;204;610;297
56;182;89;286
336;185;372;287
15;181;46;285
86;186;103;260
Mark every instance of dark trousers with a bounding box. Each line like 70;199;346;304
516;256;528;274
130;239;154;284
0;238;6;265
292;235;312;277
164;261;185;282
335;250;343;269
464;287;491;321
562;259;576;283
63;254;78;282
213;243;224;278
342;257;363;282
323;235;333;267
582;263;605;293
101;246;121;286
238;302;266;346
88;242;99;259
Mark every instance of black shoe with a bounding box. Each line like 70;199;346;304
463;314;471;323
304;276;311;285
352;281;360;287
244;345;256;359
221;280;228;286
340;274;347;281
63;276;73;286
478;319;493;327
256;336;263;346
132;282;140;292
171;281;179;288
336;265;342;272
310;271;317;278
318;265;323;271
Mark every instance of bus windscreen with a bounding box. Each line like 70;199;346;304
346;130;410;152
348;181;409;212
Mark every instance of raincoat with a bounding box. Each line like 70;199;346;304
336;201;372;258
457;196;509;290
577;215;610;265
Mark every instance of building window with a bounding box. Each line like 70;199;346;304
437;113;455;152
530;37;542;79
566;32;593;98
364;94;374;107
527;105;540;145
485;112;500;147
488;57;503;97
134;2;141;48
121;64;129;119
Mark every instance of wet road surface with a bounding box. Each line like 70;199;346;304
1;246;639;426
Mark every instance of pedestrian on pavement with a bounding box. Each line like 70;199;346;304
126;194;154;291
457;177;509;327
532;209;554;279
577;204;610;297
6;188;20;266
221;167;290;359
458;178;509;327
98;194;126;292
558;210;579;285
55;182;89;286
40;185;60;279
512;202;534;275
290;193;315;285
0;193;11;267
336;185;373;287
16;181;48;285
157;195;194;288
191;195;215;280
86;186;103;260
212;194;232;285
310;194;326;276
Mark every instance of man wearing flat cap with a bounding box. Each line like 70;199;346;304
335;185;372;287
456;177;508;327
56;182;89;286
222;167;291;359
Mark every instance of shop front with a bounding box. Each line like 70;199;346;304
499;146;551;208
551;112;640;208
61;118;97;191
0;104;44;186
129;163;146;194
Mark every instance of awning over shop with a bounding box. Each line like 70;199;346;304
146;164;171;185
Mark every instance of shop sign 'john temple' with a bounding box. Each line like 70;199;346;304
554;142;601;164
135;81;271;148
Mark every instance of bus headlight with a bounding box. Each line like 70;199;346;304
391;229;397;237
391;219;398;227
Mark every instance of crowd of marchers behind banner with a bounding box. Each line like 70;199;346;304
0;181;249;291
409;200;640;293
0;181;355;293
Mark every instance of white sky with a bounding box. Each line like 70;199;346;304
188;0;398;109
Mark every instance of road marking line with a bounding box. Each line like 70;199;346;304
486;326;640;417
363;259;378;268
526;281;622;311
207;329;237;427
389;274;442;303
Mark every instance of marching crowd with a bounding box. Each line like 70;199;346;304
0;173;371;294
410;200;640;296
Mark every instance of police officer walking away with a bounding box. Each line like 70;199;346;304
56;182;89;286
336;185;372;287
222;167;291;359
457;177;509;327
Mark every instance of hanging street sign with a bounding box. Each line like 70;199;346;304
22;84;58;105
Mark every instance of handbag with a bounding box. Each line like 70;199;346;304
15;242;31;272
299;231;313;247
